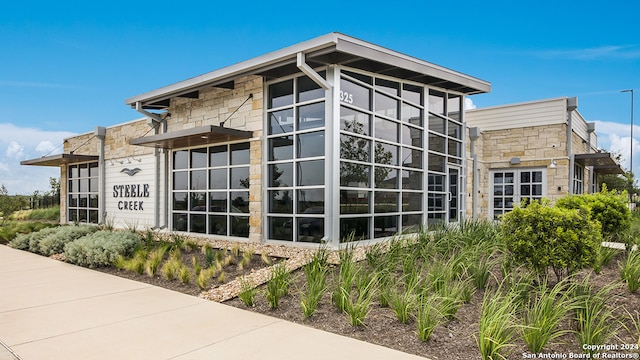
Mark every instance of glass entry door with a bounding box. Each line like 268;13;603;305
448;165;462;223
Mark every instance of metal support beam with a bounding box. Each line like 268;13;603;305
135;101;165;124
297;52;331;90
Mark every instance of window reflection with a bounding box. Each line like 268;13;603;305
230;143;250;165
403;84;422;105
298;102;325;130
209;169;227;189
269;136;293;161
209;146;227;167
340;217;370;241
269;80;293;108
374;215;398;238
230;192;249;213
375;92;398;119
375;167;398;189
402;103;422;126
269;163;293;187
269;190;293;213
375;142;397;166
209;215;227;235
340;162;370;187
298;218;324;243
298;160;324;186
209;192;227;212
173;172;188;190
174;150;188;170
374;192;398;213
402;192;422;211
298;189;324;214
230;168;249;189
269;217;293;241
230;216;249;237
298;74;325;102
402;147;422;169
402;170;423;190
340;107;370;135
374;117;398;142
376;78;399;96
191;148;207;168
341;135;370;162
340;190;370;214
269;109;294;135
298;131;324;158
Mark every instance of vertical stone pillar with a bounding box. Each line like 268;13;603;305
248;139;262;242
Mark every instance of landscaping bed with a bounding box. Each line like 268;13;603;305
7;218;640;360
223;250;639;360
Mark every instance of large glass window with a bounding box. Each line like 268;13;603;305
68;162;99;224
266;72;326;243
339;69;424;241
427;89;465;225
491;169;545;219
171;143;250;237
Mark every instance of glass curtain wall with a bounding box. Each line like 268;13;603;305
338;69;424;241
68;162;99;224
171;143;250;237
266;72;326;243
427;90;464;225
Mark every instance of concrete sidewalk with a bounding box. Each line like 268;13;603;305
0;245;426;360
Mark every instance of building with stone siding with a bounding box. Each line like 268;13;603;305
21;33;621;248
465;97;623;220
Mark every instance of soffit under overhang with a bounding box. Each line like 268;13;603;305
574;153;625;175
20;154;100;167
129;125;253;149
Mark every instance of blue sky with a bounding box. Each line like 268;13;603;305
1;0;638;194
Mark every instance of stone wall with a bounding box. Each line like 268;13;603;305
468;124;569;219
168;75;263;137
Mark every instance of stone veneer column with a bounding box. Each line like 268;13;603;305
248;139;262;243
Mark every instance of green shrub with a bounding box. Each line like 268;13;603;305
502;199;602;282
10;226;59;250
556;186;631;242
64;230;141;268
38;225;98;256
4;222;57;246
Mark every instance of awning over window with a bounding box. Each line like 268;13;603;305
574;152;625;174
129;125;253;149
20;153;100;167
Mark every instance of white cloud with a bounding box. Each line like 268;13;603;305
6;141;24;159
532;45;640;60
593;120;640;175
0;123;76;194
35;140;57;155
464;98;476;110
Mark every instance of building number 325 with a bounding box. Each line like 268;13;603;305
339;90;354;104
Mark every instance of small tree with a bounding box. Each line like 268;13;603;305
502;199;602;282
0;185;23;225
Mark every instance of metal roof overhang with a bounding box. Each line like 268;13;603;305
129;125;253;149
125;33;491;110
20;153;100;167
574;153;625;175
